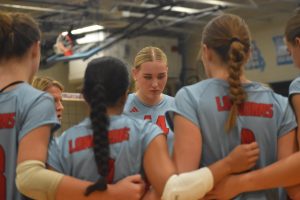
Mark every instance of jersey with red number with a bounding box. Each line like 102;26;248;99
0;83;59;200
171;78;296;200
47;115;163;183
123;93;174;153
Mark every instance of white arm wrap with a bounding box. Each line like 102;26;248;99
162;167;214;200
16;160;64;200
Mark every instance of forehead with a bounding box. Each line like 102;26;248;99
46;86;62;97
138;61;168;73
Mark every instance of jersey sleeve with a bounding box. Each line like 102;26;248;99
141;121;164;153
278;99;297;137
289;77;300;97
170;87;200;127
47;137;64;172
18;93;60;141
47;133;71;173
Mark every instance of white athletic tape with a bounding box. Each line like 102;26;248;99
162;167;214;200
16;160;63;200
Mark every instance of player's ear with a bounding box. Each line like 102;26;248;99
295;37;300;47
132;68;138;81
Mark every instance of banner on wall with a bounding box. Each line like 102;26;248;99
245;41;265;71
272;35;293;65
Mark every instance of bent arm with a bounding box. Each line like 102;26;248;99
291;94;300;148
16;125;123;200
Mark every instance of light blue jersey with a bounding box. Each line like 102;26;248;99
0;83;60;200
123;93;174;153
47;115;163;183
171;79;296;200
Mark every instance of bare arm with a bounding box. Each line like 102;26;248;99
285;94;300;199
291;94;300;148
143;135;176;196
204;130;300;200
18;125;144;200
173;114;202;172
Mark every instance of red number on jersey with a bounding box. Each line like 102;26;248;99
106;159;115;184
241;128;256;144
0;145;6;200
144;115;169;134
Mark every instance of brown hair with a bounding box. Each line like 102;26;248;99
201;14;251;131
31;76;64;92
285;12;300;45
0;12;41;61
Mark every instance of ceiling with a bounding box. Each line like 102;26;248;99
1;0;299;66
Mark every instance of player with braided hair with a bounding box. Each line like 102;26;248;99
0;11;146;200
47;56;260;200
170;13;297;200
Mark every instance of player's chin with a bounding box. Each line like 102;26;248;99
57;115;62;122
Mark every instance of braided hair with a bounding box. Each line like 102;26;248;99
201;14;251;132
82;56;130;196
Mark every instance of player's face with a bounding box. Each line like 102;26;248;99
133;61;168;103
46;86;64;122
286;37;300;69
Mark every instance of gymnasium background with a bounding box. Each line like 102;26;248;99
30;4;299;135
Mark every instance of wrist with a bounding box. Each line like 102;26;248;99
223;156;233;174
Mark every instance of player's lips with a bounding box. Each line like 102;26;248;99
150;90;160;94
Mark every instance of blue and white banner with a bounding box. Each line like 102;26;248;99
245;41;265;71
272;35;293;65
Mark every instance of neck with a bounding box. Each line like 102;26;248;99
0;59;32;89
209;65;251;83
135;91;162;106
107;105;124;116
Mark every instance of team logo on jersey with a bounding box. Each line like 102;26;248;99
130;106;139;113
0;113;16;129
69;127;130;153
216;96;273;118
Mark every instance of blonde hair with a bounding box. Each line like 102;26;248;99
31;76;64;92
130;46;168;92
201;14;251;132
133;46;168;69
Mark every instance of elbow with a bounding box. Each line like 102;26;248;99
16;160;63;200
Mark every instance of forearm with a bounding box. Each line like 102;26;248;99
285;184;300;199
208;157;231;184
239;153;300;192
56;176;117;200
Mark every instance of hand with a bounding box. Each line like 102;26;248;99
226;142;259;173
203;175;241;200
113;174;146;200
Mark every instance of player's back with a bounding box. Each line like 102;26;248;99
0;83;59;200
47;114;163;183
174;78;296;200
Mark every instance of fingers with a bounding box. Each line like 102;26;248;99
126;174;143;183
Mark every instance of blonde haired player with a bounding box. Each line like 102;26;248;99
124;46;174;153
31;76;64;122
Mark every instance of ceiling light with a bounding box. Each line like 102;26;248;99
62;25;104;36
